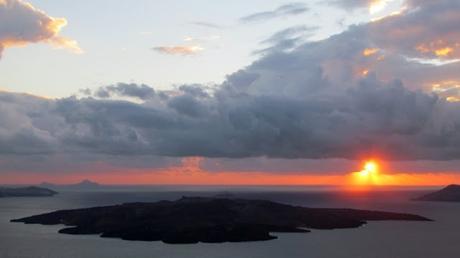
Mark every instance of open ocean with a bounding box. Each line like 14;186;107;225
1;186;460;258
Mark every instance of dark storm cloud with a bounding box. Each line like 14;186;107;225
239;3;309;23
1;72;459;161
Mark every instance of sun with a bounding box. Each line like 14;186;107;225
353;160;380;185
362;161;378;176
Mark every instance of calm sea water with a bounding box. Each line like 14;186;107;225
1;187;460;258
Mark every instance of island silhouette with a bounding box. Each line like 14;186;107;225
12;197;431;244
415;185;460;202
0;186;57;198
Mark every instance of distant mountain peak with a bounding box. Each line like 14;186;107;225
76;179;100;186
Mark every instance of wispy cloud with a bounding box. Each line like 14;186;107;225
152;45;204;55
189;21;223;29
255;25;317;54
184;35;220;42
239;2;309;23
262;25;317;44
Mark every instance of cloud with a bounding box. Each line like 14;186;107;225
240;3;309;23
328;0;372;9
329;0;393;14
152;45;204;55
4;0;460;175
189;21;223;29
256;25;318;54
366;0;460;60
184;35;220;42
95;83;156;100
1;73;459;162
0;0;82;57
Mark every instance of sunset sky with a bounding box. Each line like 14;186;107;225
1;0;460;186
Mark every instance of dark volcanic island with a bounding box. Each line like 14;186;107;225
415;184;460;202
0;186;57;198
12;197;431;244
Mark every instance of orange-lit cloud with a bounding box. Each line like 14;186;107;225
367;2;460;60
430;80;460;102
415;41;458;59
435;47;454;57
363;48;379;56
0;0;82;56
153;45;204;55
353;67;371;78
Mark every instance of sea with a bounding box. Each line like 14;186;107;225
1;186;459;258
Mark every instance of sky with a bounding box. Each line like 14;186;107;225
2;0;460;186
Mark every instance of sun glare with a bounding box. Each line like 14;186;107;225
352;160;380;185
364;161;377;173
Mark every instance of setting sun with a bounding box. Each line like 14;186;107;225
363;161;378;175
352;160;381;185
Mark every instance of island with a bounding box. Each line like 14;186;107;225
415;184;460;202
11;197;431;244
40;179;101;191
0;186;57;197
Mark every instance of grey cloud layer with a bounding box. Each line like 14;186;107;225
94;83;156;100
1;68;459;161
